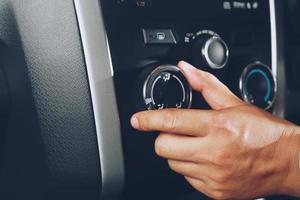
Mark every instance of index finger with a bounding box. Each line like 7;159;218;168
177;61;245;110
131;109;216;137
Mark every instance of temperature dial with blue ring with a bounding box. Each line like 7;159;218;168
239;62;276;110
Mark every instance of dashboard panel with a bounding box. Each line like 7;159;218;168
0;0;299;200
99;0;278;199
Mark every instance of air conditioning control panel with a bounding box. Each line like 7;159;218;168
100;0;274;199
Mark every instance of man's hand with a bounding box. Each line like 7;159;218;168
130;61;300;199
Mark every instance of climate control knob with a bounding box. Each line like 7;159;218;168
239;62;276;110
191;30;229;69
137;65;192;110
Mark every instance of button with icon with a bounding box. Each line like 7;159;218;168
142;29;177;45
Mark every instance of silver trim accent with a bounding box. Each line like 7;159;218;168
202;36;229;70
143;65;193;110
74;0;125;199
270;0;278;77
270;0;286;118
151;76;163;105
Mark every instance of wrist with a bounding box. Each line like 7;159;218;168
279;125;300;196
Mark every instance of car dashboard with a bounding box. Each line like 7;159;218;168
0;0;299;200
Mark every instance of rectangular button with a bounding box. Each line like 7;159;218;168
142;29;177;44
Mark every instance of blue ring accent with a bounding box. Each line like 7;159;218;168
245;69;271;102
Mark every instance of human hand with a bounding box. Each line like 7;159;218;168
131;61;300;199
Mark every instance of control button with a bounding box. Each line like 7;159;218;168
202;36;229;69
141;65;192;110
191;30;229;69
239;62;276;110
142;29;177;45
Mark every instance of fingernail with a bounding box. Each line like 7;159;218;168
131;115;140;129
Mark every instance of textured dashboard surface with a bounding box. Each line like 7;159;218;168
0;0;101;199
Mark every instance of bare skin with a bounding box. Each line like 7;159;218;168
131;61;300;199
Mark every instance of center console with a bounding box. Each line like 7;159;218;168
99;0;276;199
102;0;276;113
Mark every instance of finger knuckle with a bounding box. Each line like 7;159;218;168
204;71;218;82
214;112;235;136
212;151;232;166
212;172;228;184
162;110;179;131
154;135;164;156
191;150;203;163
167;160;177;171
214;111;224;123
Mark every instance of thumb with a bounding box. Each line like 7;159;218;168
177;61;244;110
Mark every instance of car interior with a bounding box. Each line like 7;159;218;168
0;0;299;199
